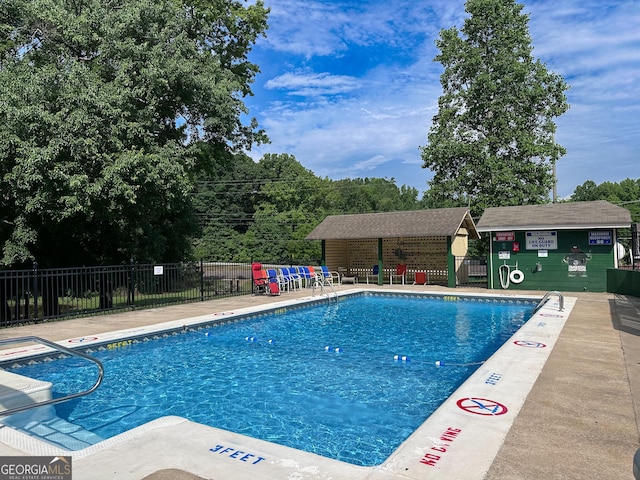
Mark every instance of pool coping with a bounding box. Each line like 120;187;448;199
0;289;574;480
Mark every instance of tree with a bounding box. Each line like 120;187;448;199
421;0;569;217
191;152;422;262
571;178;640;223
249;154;325;262
329;178;419;214
0;0;268;266
192;152;261;261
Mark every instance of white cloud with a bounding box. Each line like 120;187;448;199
260;0;351;57
248;0;640;198
265;71;360;97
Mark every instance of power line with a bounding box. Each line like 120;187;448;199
195;177;420;193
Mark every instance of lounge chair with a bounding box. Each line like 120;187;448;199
251;262;269;295
328;266;341;284
366;265;379;284
318;266;337;285
297;266;314;288
338;267;357;284
413;271;427;285
284;267;303;290
391;264;407;285
280;268;300;290
267;268;288;292
307;266;318;285
267;274;281;296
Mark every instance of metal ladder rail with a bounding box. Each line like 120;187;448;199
0;336;104;417
312;276;338;302
533;291;564;313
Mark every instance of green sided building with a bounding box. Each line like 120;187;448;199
476;201;631;292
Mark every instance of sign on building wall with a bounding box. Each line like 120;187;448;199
525;231;558;250
588;230;612;245
495;231;515;242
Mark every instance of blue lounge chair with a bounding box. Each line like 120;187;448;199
297;266;314;288
366;265;379;284
267;269;288;292
282;267;302;290
318;266;337;285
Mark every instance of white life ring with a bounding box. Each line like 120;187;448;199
509;269;524;284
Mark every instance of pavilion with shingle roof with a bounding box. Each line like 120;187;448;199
305;208;479;286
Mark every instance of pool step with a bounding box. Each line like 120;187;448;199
5;407;104;450
0;369;53;409
0;369;103;450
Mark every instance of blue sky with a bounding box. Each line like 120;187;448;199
244;0;640;199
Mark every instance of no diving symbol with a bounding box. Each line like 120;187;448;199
538;313;563;318
514;340;546;348
68;336;98;343
456;397;508;416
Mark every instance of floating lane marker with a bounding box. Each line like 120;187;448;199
394;354;410;362
435;360;485;367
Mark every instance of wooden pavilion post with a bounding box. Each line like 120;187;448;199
447;236;456;288
378;238;384;286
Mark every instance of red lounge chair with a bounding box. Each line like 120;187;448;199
252;262;269;295
414;271;426;285
268;280;280;296
392;264;407;285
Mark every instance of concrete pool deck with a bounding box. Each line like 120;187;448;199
0;284;638;479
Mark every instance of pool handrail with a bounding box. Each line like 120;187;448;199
311;274;338;302
0;335;104;417
534;291;564;313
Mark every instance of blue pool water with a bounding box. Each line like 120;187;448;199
6;294;533;466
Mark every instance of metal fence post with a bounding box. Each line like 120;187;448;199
127;259;135;306
32;262;39;320
23;291;29;320
200;259;204;302
632;223;639;270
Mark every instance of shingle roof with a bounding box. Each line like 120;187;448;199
476;200;631;232
305;208;479;240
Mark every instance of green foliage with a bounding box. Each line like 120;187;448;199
0;0;269;266
191;152;260;261
192;153;421;262
330;178;419;213
571;178;640;223
421;0;569;218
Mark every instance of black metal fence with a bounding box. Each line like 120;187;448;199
455;257;488;286
0;257;489;327
0;261;269;327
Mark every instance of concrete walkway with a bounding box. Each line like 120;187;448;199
0;285;638;479
485;291;640;480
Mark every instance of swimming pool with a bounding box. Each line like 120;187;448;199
2;292;535;467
